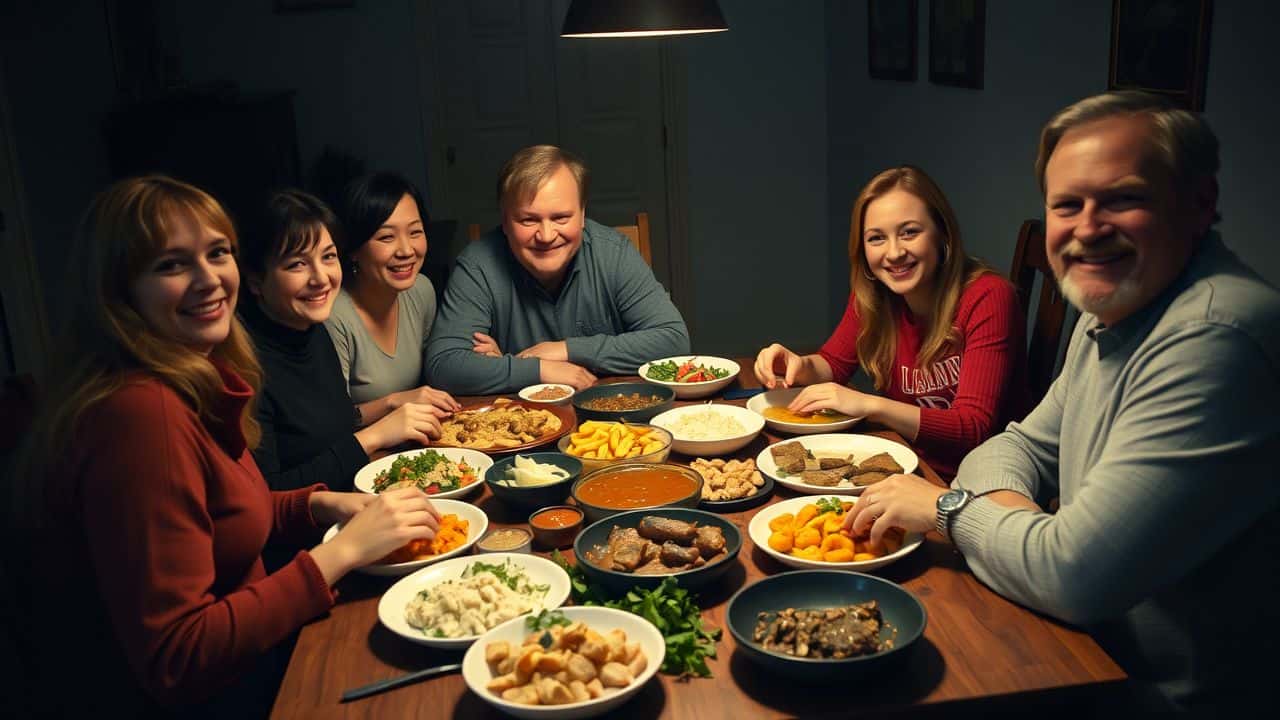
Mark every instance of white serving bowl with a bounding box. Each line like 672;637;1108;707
377;552;572;649
648;403;765;457
746;387;863;435
637;355;739;399
322;499;489;577
756;433;919;496
517;383;576;406
353;447;492;499
748;494;924;572
462;605;665;719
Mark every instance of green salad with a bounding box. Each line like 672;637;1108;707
646;359;730;383
372;450;478;494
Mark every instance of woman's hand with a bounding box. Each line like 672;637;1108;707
356;402;444;454
788;382;879;419
472;331;503;358
331;487;442;567
754;343;806;388
309;491;375;527
394;385;461;414
844;475;946;547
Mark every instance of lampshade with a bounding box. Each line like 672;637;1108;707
561;0;729;38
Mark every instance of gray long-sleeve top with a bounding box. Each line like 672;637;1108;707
949;234;1280;712
424;220;690;394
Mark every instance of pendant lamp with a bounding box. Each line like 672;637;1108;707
561;0;729;38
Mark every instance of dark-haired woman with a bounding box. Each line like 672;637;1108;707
239;190;445;495
324;172;460;427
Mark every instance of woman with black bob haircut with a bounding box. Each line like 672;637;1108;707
324;172;460;427
238;189;446;496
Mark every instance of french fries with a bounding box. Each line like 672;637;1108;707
562;421;666;461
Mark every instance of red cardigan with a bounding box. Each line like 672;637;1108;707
819;274;1031;478
28;365;336;714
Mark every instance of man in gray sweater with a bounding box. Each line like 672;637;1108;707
845;91;1280;712
424;145;690;394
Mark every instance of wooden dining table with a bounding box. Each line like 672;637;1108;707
270;363;1128;719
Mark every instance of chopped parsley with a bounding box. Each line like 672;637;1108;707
525;608;572;632
462;560;549;595
816;497;845;516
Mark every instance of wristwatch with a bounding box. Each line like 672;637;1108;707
935;489;975;540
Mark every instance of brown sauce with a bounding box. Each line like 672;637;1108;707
577;467;698;508
530;507;583;529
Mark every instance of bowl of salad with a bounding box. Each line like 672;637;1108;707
354;448;493;500
638;355;740;399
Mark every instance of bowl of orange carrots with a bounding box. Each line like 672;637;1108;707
321;499;489;577
748;495;923;572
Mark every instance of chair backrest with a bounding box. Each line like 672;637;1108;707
1009;219;1075;401
467;212;652;266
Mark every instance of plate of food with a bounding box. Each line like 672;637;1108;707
638;355;740;399
688;456;774;512
434;398;576;453
648;403;764;457
746;387;862;435
517;383;575;406
322;499;489;577
354;447;492;499
572;508;741;593
461;605;664;718
378;553;572;649
747;494;923;572
756;434;917;495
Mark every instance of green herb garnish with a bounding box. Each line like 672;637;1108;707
372;450;473;493
525;608;572;632
816;497;845;516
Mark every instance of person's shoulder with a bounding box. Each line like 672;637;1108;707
957;271;1020;317
583;219;629;252
406;273;436;307
1168;236;1280;337
84;376;197;433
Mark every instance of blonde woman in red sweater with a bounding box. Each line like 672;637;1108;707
754;166;1031;479
13;176;441;718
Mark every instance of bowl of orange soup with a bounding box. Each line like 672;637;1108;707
571;463;704;524
528;505;586;549
747;387;862;435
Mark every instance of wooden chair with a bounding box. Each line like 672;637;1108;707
467;212;652;266
1010;219;1076;401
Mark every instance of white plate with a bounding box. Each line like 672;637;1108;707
748;494;924;572
518;383;576;406
746;387;863;435
354;447;493;499
378;553;572;649
322;499;489;577
756;433;918;496
462;605;665;719
637;355;739;399
648;403;764;457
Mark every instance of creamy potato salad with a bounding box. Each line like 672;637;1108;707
405;560;550;638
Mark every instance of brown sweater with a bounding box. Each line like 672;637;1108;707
26;365;335;715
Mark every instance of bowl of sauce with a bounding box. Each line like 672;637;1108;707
517;383;575;406
527;505;585;548
747;388;862;435
571;462;704;524
476;527;532;554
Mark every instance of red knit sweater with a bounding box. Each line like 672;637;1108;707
28;365;336;715
819;273;1031;478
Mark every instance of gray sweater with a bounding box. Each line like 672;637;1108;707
951;234;1280;711
424;220;690;394
324;274;436;405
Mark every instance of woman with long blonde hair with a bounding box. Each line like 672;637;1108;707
754;166;1030;478
15;176;441;717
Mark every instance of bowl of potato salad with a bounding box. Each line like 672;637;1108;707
378;553;572;650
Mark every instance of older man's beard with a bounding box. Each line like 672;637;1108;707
1054;233;1143;321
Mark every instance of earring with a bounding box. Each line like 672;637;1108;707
862;265;876;281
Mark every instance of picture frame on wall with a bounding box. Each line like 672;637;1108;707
1108;0;1214;110
868;0;918;82
928;0;985;89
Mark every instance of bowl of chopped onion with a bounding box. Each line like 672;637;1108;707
638;356;739;399
648;403;765;457
484;452;583;509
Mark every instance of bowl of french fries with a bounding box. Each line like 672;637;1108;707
556;421;673;475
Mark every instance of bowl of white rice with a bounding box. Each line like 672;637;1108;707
649;404;765;457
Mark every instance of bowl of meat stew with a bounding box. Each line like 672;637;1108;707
571;382;675;423
572;508;741;593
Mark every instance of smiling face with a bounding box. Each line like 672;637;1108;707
1044;114;1214;325
130;216;239;354
502;164;585;290
351;193;426;293
861;189;943;311
256;227;342;330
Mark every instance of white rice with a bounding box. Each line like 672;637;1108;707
666;409;747;440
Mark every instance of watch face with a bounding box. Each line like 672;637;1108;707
938;490;967;512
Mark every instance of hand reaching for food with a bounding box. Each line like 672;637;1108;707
788;382;873;419
754;343;805;388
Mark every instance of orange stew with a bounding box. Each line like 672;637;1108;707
763;406;852;424
577;467;698;508
531;507;583;529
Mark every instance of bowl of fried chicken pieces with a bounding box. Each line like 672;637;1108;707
573;509;741;593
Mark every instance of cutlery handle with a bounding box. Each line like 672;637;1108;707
340;662;463;702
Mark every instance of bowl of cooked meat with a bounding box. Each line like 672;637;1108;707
573;509;741;593
725;570;926;680
571;382;675;423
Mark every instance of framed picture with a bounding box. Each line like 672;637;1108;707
1108;0;1214;110
928;0;985;89
868;0;918;82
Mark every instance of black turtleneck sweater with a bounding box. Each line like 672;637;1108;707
240;298;368;493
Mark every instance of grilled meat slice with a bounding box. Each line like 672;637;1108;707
852;470;891;486
692;526;726;557
637;516;698;543
855;452;903;475
659;541;701;567
818;455;855;470
770;442;809;475
801;468;849;486
606;527;647;572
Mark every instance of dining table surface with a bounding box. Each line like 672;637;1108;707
270;360;1128;719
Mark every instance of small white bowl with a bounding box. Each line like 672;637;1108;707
461;605;665;719
746;387;863;435
353;447;492;498
517;383;576;406
648;403;765;457
748;494;924;572
377;552;571;649
322;499;489;577
637;355;739;399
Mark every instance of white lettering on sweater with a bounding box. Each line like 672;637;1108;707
899;355;961;408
